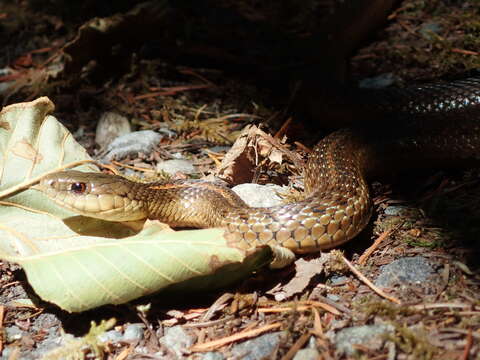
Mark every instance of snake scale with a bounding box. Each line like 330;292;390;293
36;75;480;255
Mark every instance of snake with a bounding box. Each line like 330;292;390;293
35;75;480;256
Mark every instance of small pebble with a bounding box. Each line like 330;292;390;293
1;346;14;359
98;329;123;343
95;111;132;148
123;323;145;342
419;22;442;39
204;146;231;153
232;183;285;207
159;326;195;358
326;294;340;301
156;159;197;175
384;205;409;216
375;256;435;287
293;348;320;360
329;275;348;285
5;326;23;342
334;324;393;355
230;332;282;360
358;73;396;89
0;68;14;93
201;352;225;360
100;130;162;161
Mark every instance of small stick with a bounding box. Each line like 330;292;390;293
342;255;401;304
258;300;341;316
0;305;4;353
280;332;310;360
460;329;473;360
451;48;478;56
274;117;293;139
190;322;281;352
358;222;403;265
110;161;155;173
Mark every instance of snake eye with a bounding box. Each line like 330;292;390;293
70;182;87;194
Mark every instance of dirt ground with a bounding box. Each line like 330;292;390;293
0;1;479;359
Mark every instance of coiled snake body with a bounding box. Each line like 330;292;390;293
37;75;480;254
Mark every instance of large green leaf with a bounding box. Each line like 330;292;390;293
0;98;272;312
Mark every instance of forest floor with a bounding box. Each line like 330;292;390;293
0;1;479;359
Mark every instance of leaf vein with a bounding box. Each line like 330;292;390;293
68;252;123;302
90;247;152;293
117;244;176;283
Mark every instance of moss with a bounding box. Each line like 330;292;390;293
42;318;116;360
403;237;443;249
387;324;437;360
325;249;349;274
355;300;413;320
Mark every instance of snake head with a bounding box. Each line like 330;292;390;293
35;170;148;221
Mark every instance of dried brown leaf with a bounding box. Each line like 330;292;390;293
217;125;294;185
268;254;331;301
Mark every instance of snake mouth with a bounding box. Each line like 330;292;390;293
36;171;148;221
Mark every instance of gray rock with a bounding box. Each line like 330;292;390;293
132;346;150;356
170;152;185;159
420;22;442;40
160;325;195;358
231;332;282;360
73;125;85;139
204;146;231;153
307;335;316;348
335;324;393;356
232;183;285;207
326;294;340;301
330;275;348;285
375;256;434;287
201;351;225;360
156;159;197;175
157;127;177;138
95;111;132;148
100;130;162;161
0;346;13;360
384;205;409;216
0;68;13;93
123;323;145;342
5;326;23;342
293;336;318;359
28;314;63;358
98;329;123;343
32;313;59;328
293;348;320;360
359;73;396;89
24;333;75;360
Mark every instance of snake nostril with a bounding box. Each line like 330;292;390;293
70;182;87;194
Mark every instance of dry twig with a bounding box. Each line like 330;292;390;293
358;222;403;265
190;322;282;352
341;255;401;304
